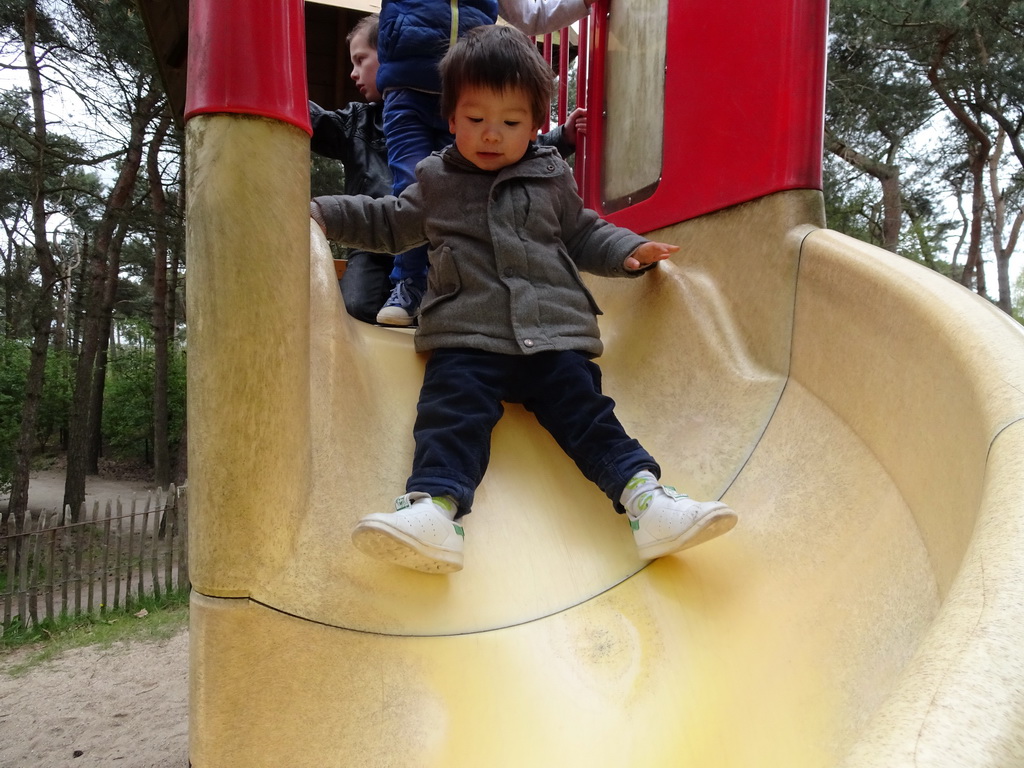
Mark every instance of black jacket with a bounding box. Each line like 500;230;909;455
309;100;392;198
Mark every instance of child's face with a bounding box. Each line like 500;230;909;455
349;30;381;102
448;85;542;172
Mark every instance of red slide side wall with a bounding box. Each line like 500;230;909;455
585;0;828;231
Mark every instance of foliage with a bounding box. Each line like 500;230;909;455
0;333;187;482
826;1;936;156
0;0;185;515
0;341;74;491
310;153;348;200
101;341;186;463
311;154;352;260
0;591;189;672
825;0;1024;316
0;338;28;493
37;347;72;452
823;153;887;241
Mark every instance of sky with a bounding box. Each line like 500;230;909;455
1;35;1019;310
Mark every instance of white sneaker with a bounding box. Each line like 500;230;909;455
623;473;737;560
352;492;464;573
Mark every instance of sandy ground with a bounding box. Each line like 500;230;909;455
0;632;188;767
1;470;189;768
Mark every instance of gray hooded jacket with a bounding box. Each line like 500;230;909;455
313;144;651;356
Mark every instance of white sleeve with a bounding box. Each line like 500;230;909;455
497;0;590;37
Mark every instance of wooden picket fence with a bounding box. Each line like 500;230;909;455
0;486;189;632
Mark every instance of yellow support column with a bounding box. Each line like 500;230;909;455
182;3;313;764
184;113;311;597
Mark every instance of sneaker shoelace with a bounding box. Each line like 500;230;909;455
389;279;422;308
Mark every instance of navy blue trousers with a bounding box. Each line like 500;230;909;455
382;88;451;285
407;348;660;517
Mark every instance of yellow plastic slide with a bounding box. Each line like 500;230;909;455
185;115;1024;768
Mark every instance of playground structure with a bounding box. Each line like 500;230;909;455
141;0;1024;765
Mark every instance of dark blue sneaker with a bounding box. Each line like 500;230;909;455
376;278;424;326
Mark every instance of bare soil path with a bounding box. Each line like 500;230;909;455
1;466;159;519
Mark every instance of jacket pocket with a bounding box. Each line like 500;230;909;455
556;248;603;316
420;246;461;313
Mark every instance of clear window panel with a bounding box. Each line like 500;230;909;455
602;0;667;211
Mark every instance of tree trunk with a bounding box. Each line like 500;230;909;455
927;37;993;297
168;144;185;483
825;131;902;252
879;174;902;253
64;81;161;516
150;112;172;488
85;317;109;474
87;220;130;474
6;0;60;526
961;145;987;296
1;217;35;340
986;130;1021;315
64;242;106;517
6;304;53;528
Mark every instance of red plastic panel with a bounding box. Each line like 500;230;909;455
583;0;827;231
185;0;312;135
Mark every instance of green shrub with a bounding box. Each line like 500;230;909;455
101;345;186;463
0;339;30;495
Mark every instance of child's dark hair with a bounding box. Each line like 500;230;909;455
346;13;379;49
440;25;554;127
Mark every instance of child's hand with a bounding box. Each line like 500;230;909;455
624;242;679;271
564;107;587;146
310;200;327;235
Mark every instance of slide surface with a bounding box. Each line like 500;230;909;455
188;188;1024;767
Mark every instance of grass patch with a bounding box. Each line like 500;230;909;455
0;589;189;676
